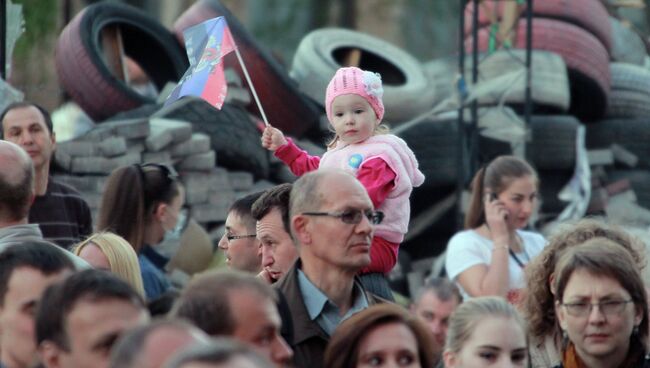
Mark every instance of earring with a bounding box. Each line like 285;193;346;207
562;329;569;344
634;325;640;336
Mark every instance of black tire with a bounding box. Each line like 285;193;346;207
393;117;467;189
528;115;579;171
538;169;574;214
153;97;270;179
173;0;321;137
609;170;650;209
586;118;650;170
610;62;650;93
56;2;188;122
290;28;436;124
478;113;579;171
607;90;650;118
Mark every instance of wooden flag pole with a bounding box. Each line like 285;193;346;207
233;47;270;126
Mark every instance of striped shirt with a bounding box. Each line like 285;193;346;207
29;177;92;250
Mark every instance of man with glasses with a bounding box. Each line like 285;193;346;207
218;192;264;274
275;169;385;368
1;102;92;249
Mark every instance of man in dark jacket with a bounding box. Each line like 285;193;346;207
275;169;385;368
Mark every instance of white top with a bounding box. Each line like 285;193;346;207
445;229;546;300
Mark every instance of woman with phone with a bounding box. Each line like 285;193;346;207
445;155;546;303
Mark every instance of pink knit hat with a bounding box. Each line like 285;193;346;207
325;67;385;122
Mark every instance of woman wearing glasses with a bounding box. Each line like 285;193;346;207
445;156;545;303
553;238;649;368
97;164;186;300
521;219;646;368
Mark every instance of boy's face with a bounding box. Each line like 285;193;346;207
330;94;379;145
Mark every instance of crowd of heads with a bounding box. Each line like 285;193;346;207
3;70;650;368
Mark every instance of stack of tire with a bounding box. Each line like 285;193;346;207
585;18;650;210
461;0;614;219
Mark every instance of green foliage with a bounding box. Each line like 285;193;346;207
12;0;58;58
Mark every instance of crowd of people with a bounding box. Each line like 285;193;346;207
0;65;648;368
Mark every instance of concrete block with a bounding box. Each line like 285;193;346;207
207;168;232;191
109;152;142;168
79;191;103;210
104;118;150;139
53;174;107;193
145;126;174;152
71;157;114;174
191;203;229;223
249;180;275;193
208;188;236;207
150;118;193;144
98;136;127;157
57;141;97;157
54;150;72;172
143;151;172;165
170;133;211;157
181;172;211;205
587;149;614;167
228;171;254;191
126;140;146;154
177;151;215;171
611;143;638;168
80;127;114;142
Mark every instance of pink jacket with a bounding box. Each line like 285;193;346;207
319;135;425;242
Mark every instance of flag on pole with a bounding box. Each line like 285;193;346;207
165;16;236;109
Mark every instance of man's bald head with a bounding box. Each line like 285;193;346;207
0;140;34;221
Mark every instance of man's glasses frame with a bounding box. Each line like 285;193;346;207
301;209;384;225
225;234;257;242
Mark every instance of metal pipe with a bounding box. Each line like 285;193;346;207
456;0;468;230
524;0;533;153
470;0;479;174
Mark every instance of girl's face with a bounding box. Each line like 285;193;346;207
356;322;421;368
493;175;537;230
444;317;528;368
330;94;379;145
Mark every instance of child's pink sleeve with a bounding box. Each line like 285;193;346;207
360;236;399;274
274;138;320;176
357;157;396;208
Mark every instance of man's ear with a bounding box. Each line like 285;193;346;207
50;130;56;150
291;215;311;246
39;341;62;368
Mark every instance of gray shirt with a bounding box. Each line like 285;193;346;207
0;223;89;269
297;269;368;336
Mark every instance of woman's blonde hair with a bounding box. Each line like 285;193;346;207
326;123;390;149
522;218;646;341
445;296;527;354
74;232;145;297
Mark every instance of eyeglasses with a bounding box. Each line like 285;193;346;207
561;300;633;317
301;209;384;225
225;234;257;242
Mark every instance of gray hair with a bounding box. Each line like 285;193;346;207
109;319;209;368
414;277;462;305
163;338;274;368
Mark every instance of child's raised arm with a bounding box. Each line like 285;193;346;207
261;126;288;152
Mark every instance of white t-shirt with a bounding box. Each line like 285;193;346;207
445;229;546;300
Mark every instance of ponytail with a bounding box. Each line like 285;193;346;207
465;167;487;229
